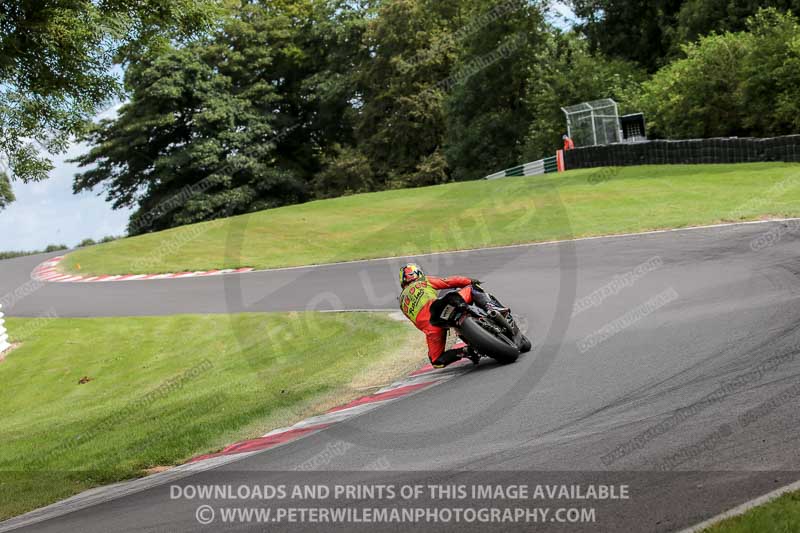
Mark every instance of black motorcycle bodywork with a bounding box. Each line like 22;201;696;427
429;286;532;364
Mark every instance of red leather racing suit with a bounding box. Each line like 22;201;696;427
399;276;474;364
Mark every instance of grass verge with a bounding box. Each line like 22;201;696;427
702;490;800;532
61;163;800;276
0;312;421;521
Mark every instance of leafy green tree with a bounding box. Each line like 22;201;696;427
0;174;14;209
353;0;461;188
636;33;750;138
569;0;684;71
523;31;644;159
303;0;373;156
73;1;374;232
44;244;68;253
72;5;309;234
403;148;450;188
312;145;376;198
571;0;800;70
674;0;800;45
636;9;800;139
738;9;800;135
0;0;218;209
443;0;547;181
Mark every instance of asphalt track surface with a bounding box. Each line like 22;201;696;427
2;220;800;532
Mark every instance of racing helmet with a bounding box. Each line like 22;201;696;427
399;263;425;289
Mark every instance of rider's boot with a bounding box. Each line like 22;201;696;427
471;287;509;316
431;347;467;369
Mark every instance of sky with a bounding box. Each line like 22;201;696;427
0;104;133;251
549;1;579;28
0;3;577;252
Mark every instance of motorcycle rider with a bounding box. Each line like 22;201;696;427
398;263;502;368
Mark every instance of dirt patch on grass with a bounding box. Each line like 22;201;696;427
348;326;425;391
0;343;20;362
143;466;173;475
213;320;427;450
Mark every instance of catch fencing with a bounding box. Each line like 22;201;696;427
563;135;800;170
0;304;10;353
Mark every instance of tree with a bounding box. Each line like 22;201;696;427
570;0;800;71
0;174;14;209
312;145;375;198
303;0;373;158
353;0;462;188
636;32;751;139
522;31;644;160
72;1;368;233
569;0;684;71
0;0;218;209
674;0;800;45
72;5;309;234
738;9;800;135
443;0;548;181
636;9;800;139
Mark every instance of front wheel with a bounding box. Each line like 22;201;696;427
517;334;532;353
459;317;520;364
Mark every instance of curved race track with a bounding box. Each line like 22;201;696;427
2;220;800;532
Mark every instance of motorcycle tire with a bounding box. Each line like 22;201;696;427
459;317;519;364
517;334;532;353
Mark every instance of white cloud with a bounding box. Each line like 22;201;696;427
0;102;133;251
547;1;579;30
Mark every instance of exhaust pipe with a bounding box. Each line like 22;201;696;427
488;309;513;334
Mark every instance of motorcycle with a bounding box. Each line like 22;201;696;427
429;284;532;365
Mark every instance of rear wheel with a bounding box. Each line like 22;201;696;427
459;317;519;364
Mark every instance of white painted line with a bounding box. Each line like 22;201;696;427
678;478;800;533
376;372;461;393
45;274;75;282
263;375;460;437
261;426;295;438
215;217;800;276
0;360;469;532
39;273;67;281
388;311;406;322
171;272;200;278
0;451;263;533
32;218;800;283
290;403;392;429
58;276;86;282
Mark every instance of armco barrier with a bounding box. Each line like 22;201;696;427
563;135;800;170
0;304;10;353
485;155;559;179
